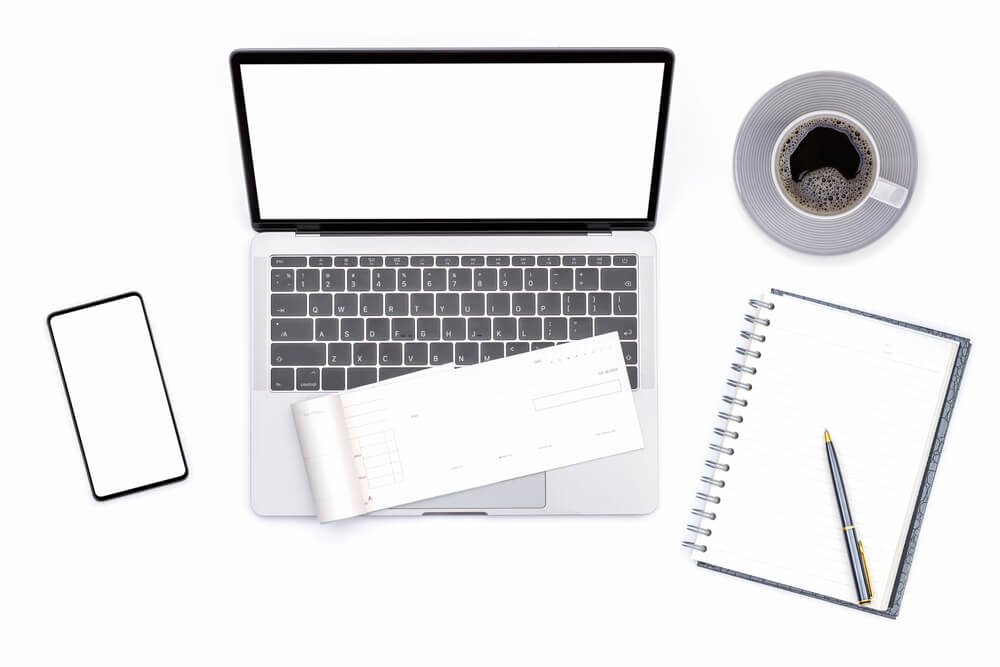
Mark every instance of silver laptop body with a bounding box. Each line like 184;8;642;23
231;48;674;516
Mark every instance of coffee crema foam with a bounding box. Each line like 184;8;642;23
776;116;874;215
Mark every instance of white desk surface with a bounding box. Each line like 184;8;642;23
2;1;996;664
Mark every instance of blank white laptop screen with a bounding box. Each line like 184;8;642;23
237;61;667;220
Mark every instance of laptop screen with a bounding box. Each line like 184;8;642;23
233;52;671;228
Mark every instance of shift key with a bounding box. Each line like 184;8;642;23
271;343;325;366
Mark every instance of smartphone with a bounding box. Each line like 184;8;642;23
48;292;188;500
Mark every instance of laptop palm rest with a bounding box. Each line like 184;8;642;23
400;473;546;510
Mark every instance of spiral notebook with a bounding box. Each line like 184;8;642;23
684;289;970;618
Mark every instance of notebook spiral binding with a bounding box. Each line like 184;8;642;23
683;297;775;552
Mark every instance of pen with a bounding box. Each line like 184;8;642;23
824;429;873;605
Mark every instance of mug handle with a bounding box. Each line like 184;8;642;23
870;178;908;208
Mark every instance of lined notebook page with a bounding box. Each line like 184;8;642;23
695;294;958;611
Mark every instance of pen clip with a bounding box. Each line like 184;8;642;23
858;540;874;605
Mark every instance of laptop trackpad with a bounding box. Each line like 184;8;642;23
402;473;546;510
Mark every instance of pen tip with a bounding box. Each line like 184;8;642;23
824;430;832;443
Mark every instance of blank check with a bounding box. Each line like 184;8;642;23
291;333;643;521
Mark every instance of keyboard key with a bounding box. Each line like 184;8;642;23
481;342;504;362
613;255;637;266
550;268;573;290
309;256;333;267
538;255;560;266
353;343;377;365
614;292;638;315
398;268;421;291
487;293;510;316
562;255;586;266
627;366;638;390
506;342;530;356
379;343;402;365
518;318;542;340
538;293;561;316
575;268;598;290
410;293;434;315
271;318;312;341
429;343;453;365
366;318;390;341
600;268;637;290
416;318;441;341
544;317;568;340
588;293;612;315
359;293;383;316
569;318;593;340
404;342;428;365
334;293;358;316
486;255;510;266
448;268;472;291
271;269;294;292
322;367;345;391
327;343;351;365
494;317;517;340
271;343;324;366
391;318;415;340
372;269;396;291
461;256;485;266
524;268;548;291
360;256;383;267
461;293;485;316
340;318;364;341
347;367;377;388
588;255;612;266
442;318;466;340
321;268;345;291
499;268;523;291
380;367;427;381
531;342;555;351
346;268;370;291
468;317;491;340
385;293;408;316
296;367;320;391
595;317;638;340
271;368;294;390
411;255;434;267
512;293;535;316
271;294;306;316
315;318;338;341
474;268;498;291
455;343;479;365
512;255;535;266
423;268;446;291
436;293;459;316
334;256;358;267
564;293;586;315
436;255;460;266
621;342;638;364
386;255;408;267
272;256;306;267
309;293;332;316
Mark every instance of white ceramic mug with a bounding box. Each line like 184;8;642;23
771;110;908;219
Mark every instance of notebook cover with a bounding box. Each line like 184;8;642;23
695;289;972;619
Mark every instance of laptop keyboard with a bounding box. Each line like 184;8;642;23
268;254;639;392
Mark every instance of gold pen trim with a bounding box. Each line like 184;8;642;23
858;540;874;605
842;525;855;531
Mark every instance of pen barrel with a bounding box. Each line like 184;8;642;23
826;442;853;527
842;527;873;604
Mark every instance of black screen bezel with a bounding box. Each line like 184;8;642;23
47;292;189;501
230;48;674;234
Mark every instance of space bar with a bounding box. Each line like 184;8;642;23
379;367;429;381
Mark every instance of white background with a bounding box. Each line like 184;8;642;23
1;1;996;665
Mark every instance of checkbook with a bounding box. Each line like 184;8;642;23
291;332;643;521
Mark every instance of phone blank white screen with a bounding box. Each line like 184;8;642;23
50;295;186;498
239;61;666;220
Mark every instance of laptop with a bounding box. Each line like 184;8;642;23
230;48;673;516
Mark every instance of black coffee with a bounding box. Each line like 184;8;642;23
776;116;874;215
